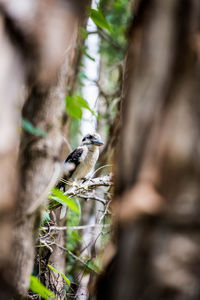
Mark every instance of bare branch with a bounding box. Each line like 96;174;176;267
42;224;110;231
82;173;113;189
98;29;124;51
48;174;113;213
99;200;112;224
54;243;99;275
76;193;107;205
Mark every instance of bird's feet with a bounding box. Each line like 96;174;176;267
72;181;79;187
72;180;88;191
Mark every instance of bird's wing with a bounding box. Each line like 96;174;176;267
64;147;84;178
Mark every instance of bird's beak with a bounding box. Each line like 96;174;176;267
91;138;104;146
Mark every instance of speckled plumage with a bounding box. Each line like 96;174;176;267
57;133;103;190
71;145;99;180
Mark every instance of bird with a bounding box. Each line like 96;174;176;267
57;133;104;191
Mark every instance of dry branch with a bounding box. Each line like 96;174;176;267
42;224;110;231
49;174;113;210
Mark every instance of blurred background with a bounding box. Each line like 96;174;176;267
1;0;200;300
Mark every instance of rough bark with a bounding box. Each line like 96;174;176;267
0;9;25;300
13;50;77;299
96;1;200;300
41;5;91;299
0;0;89;299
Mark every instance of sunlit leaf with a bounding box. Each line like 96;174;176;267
75;95;96;115
66;95;96;119
48;265;71;286
50;188;79;213
66;96;82;119
29;276;55;300
89;8;112;32
22;119;46;137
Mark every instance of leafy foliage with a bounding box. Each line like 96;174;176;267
29;276;56;300
66;94;95;119
31;1;129;299
49;188;80;214
88;8;112;32
99;0;132;64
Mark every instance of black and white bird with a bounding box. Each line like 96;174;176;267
57;133;104;190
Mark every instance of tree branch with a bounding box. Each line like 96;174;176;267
49;174;113;210
42;224;110;231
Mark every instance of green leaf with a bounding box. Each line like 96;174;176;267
40;211;50;225
79;27;89;39
78;72;89;80
97;113;103;120
78;259;100;274
87;260;100;273
66;95;96;119
75;95;96;115
89;8;112;32
70;231;82;243
48;265;70;287
50;188;79;213
22;119;46;137
66;95;82;119
29;276;56;300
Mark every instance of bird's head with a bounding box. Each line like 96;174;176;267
81;133;104;148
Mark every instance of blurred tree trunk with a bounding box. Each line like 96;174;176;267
0;8;25;300
96;0;200;300
0;0;90;299
37;6;91;299
11;9;78;300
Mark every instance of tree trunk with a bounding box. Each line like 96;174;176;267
0;1;89;298
0;8;25;299
96;1;200;300
38;5;91;299
13;47;77;299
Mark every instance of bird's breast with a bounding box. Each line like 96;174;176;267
73;148;99;179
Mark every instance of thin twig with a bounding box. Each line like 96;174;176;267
64;174;113;195
41;224;110;231
48;174;113;210
80;231;102;255
87;31;98;35
76;194;106;205
88;164;113;181
54;243;99;275
99;200;111;224
98;29;124;51
39;239;53;252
